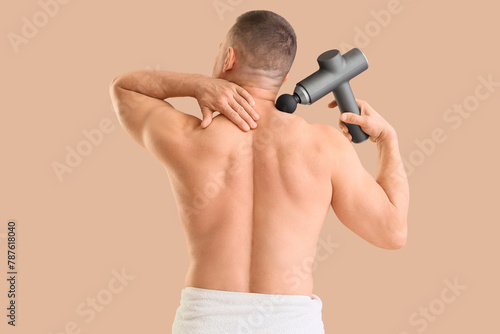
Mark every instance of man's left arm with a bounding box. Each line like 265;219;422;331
109;70;258;159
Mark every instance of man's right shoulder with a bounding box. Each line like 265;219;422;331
306;122;358;179
308;122;347;146
306;122;357;164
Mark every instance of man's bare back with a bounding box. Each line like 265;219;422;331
165;103;333;296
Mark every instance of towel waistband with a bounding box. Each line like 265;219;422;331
180;286;322;306
172;286;325;334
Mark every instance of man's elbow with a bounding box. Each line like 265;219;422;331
109;76;123;95
109;76;127;115
385;232;407;250
374;212;407;250
383;218;408;250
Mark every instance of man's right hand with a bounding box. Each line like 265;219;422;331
328;99;396;143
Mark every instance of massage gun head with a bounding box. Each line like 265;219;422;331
275;48;368;112
275;94;300;113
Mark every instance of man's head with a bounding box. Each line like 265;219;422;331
212;10;297;93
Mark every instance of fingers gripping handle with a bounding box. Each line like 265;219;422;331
333;82;369;143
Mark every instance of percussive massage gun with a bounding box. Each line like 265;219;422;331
276;48;369;143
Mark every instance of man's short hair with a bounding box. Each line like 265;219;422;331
228;10;297;82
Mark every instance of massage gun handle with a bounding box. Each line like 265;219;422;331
333;82;369;143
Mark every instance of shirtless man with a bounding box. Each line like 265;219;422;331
110;10;409;334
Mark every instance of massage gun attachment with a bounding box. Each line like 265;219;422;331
276;48;370;143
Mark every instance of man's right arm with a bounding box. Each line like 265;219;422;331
325;99;409;250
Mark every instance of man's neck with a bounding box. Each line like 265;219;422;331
218;71;280;102
240;85;277;104
240;86;283;120
229;81;282;117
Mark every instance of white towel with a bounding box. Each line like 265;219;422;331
172;286;325;334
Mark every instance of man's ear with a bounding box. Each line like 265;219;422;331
222;46;236;72
282;73;289;84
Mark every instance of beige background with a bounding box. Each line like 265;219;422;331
1;0;499;333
